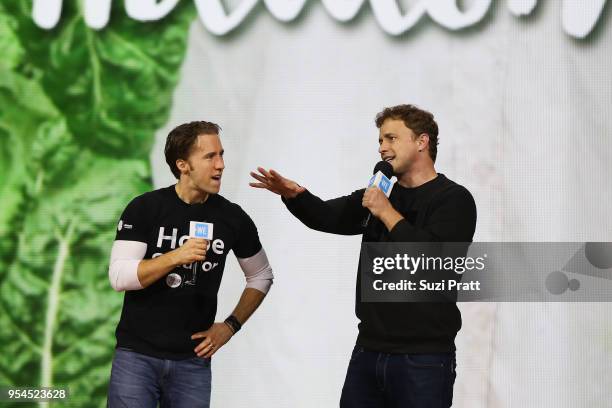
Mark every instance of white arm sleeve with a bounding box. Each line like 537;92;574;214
109;240;147;292
237;247;274;294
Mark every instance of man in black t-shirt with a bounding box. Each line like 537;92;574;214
107;121;273;408
250;105;476;408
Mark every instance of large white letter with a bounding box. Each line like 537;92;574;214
263;0;308;21
32;0;62;29
83;0;112;30
369;0;428;36
321;0;364;22
426;0;492;30
194;0;258;36
562;0;606;38
125;0;180;21
507;0;538;16
33;0;111;30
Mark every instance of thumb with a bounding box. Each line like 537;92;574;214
191;331;208;340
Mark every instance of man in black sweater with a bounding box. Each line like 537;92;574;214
250;104;476;408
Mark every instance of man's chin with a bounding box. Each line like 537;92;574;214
387;161;399;175
207;184;221;194
196;184;221;196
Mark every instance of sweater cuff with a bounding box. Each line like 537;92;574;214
388;218;432;242
388;218;413;241
281;189;309;207
389;218;436;242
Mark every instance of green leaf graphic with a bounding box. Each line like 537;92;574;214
0;1;195;406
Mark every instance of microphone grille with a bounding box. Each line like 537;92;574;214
373;160;393;178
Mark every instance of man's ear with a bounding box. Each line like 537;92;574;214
418;133;430;152
176;158;190;175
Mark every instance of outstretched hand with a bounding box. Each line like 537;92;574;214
249;167;305;199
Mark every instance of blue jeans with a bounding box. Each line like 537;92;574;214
107;348;211;408
340;346;456;408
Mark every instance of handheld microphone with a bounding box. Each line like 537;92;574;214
187;221;214;285
362;161;394;228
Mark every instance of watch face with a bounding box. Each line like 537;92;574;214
166;273;182;288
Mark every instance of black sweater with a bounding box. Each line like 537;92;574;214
283;174;477;353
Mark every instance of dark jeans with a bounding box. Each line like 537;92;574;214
340;346;456;408
107;348;211;408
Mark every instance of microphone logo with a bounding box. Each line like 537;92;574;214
190;221;214;240
368;172;393;197
180;221;215;287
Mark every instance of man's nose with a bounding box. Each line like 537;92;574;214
215;156;225;170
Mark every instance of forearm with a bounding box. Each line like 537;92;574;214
378;207;404;232
137;252;179;288
283;190;365;235
282;190;332;230
229;288;266;325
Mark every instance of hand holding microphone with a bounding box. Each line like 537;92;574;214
362;188;394;218
362;161;394;227
171;238;208;266
183;221;214;285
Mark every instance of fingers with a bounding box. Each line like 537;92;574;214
362;190;371;202
250;169;281;194
268;169;284;180
202;342;218;358
203;347;216;358
192;333;210;356
187;239;208;262
197;343;216;357
249;171;268;184
186;238;208;250
248;167;271;181
250;167;285;183
193;238;208;247
257;167;274;179
363;187;380;198
191;332;206;340
185;241;207;263
362;189;374;208
191;250;207;259
200;343;215;357
193;336;219;357
193;336;212;352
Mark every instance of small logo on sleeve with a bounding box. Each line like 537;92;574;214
117;220;133;231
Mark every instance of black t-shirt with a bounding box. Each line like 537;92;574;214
283;174;477;353
113;185;261;359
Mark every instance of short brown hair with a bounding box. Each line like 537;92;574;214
165;121;221;179
375;104;439;162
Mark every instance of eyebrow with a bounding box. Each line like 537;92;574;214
204;149;224;158
379;133;397;142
